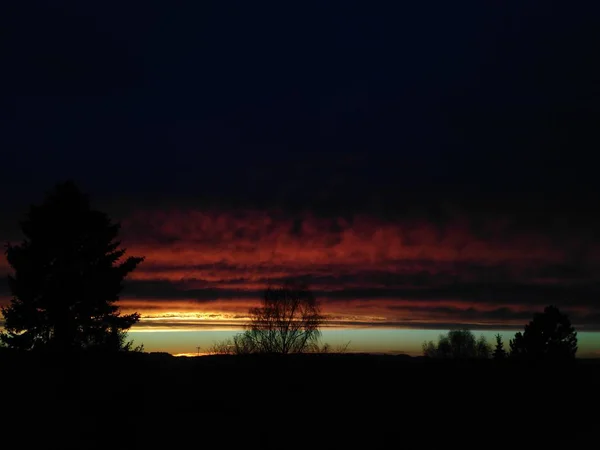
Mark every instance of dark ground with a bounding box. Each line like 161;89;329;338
1;350;598;449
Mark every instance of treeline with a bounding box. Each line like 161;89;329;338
0;181;582;363
422;305;578;361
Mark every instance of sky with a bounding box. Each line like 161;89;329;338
1;1;600;355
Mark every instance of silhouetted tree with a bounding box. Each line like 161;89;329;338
209;338;349;355
493;334;507;360
233;282;324;354
476;334;491;359
0;181;144;352
509;305;577;361
208;339;235;355
423;329;491;358
422;340;437;357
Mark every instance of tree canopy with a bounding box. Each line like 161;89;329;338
423;329;491;359
1;181;144;351
509;305;577;360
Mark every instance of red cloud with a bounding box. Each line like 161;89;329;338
120;208;586;283
2;207;599;330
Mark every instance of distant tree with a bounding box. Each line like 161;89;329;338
436;333;452;357
208;339;235;355
422;329;491;359
307;340;351;354
476;334;491;359
509;305;577;361
1;181;144;351
422;340;438;357
493;334;507;360
232;282;324;354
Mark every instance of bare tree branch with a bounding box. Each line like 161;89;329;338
233;282;324;355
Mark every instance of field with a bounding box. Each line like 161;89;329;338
1;350;598;449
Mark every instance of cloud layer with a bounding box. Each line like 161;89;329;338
99;207;600;330
1;205;599;331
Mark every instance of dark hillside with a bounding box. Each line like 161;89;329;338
1;350;597;449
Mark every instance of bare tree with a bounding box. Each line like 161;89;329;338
234;282;324;354
208;339;235;355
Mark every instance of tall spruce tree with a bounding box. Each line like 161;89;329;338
493;334;507;360
1;181;143;351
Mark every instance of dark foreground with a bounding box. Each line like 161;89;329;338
1;350;598;449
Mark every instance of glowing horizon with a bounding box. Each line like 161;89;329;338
125;328;600;359
2;207;599;356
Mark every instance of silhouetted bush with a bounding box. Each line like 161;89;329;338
305;340;351;354
509;305;577;361
209;338;350;355
422;329;491;358
1;181;144;352
208;339;236;355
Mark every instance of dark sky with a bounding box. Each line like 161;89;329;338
1;1;600;331
3;1;599;209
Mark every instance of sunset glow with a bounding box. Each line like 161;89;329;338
2;206;599;356
2;0;599;359
95;208;600;337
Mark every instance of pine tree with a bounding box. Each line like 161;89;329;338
509;306;577;360
1;181;144;351
493;333;507;360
